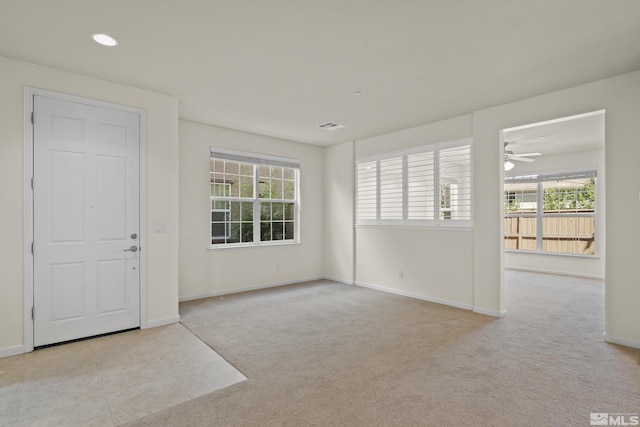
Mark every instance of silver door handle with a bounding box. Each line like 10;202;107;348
124;245;138;252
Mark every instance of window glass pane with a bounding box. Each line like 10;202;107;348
542;216;595;255
260;202;271;221
211;206;229;243
283;168;295;180
407;151;435;220
241;223;254;243
259;165;270;179
272;222;284;240
261;221;272;241
212;159;224;174
210;181;229;197
504;173;596;256
258;202;294;242
284;222;295;240
284;203;295;221
272;203;284;220
211;151;298;246
211;201;253;244
240;176;254;198
380;157;403;220
543;178;595;213
284;179;295;200
229;222;241;242
225;161;239;175
273;179;283;199
503;217;537;251
504;182;537;213
259;178;280;199
241;202;253;221
210;159;255;199
258;168;293;200
440;184;452;220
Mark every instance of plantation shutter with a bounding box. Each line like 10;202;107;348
379;156;403;220
407;151;435;220
355;137;472;227
438;144;471;221
356;161;378;222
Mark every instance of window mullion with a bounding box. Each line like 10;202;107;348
376;159;381;223
253;165;260;243
434;146;440;223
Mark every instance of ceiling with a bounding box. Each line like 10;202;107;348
504;110;605;157
1;1;639;147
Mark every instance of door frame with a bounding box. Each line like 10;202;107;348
23;87;148;352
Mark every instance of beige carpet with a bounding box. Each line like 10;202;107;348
127;271;640;426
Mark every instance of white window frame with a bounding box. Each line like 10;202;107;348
210;183;231;240
210;148;300;248
504;169;597;256
355;137;473;228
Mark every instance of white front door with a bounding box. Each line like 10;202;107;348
33;94;141;347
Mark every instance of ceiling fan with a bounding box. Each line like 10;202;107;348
504;142;541;170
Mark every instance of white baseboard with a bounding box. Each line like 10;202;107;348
142;315;181;329
473;307;506;318
178;276;325;302
0;344;27;359
604;333;640;350
505;266;605;280
323;275;355;285
354;281;473;311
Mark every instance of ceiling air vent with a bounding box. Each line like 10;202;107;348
317;122;346;131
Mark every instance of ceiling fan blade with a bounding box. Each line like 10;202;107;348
510;156;535;162
513;152;542;157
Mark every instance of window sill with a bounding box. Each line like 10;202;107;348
355;224;473;231
504;249;600;259
208;240;301;250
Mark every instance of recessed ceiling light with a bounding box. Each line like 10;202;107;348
91;33;118;47
352;90;362;96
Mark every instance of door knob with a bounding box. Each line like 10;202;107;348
124;245;138;252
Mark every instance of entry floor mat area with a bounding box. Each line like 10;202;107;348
0;323;246;426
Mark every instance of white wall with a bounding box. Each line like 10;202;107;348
332;70;640;348
0;56;180;357
352;115;475;310
3;58;639;354
324;142;355;284
178;120;324;300
473;69;640;347
504;149;605;279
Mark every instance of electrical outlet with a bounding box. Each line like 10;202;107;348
276;264;281;272
398;270;404;279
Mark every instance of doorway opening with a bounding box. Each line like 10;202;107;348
501;110;605;312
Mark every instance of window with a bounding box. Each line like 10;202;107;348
356;138;472;227
504;170;596;255
210;148;299;247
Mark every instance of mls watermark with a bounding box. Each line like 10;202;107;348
591;413;639;426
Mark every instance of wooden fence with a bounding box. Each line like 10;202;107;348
504;215;595;255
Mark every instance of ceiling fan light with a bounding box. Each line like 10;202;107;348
92;33;118;47
504;161;515;171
